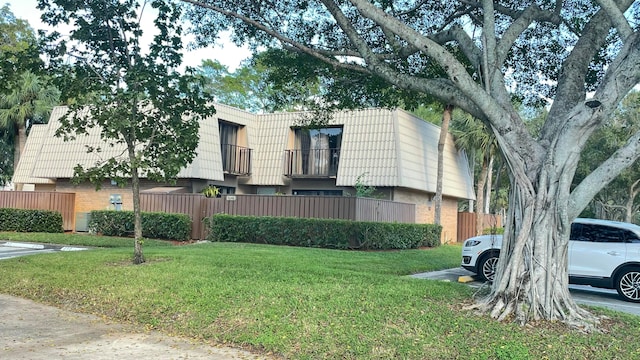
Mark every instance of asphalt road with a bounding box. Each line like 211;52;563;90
411;268;640;316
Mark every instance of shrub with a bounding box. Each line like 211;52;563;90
89;210;191;241
205;214;442;250
483;227;504;235
0;208;64;233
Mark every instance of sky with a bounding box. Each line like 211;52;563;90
6;0;252;71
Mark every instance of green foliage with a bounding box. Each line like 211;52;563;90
39;0;216;184
255;48;436;112
0;5;43;95
0;71;59;132
201;185;220;198
410;104;446;125
42;0;216;186
483;227;505;235
0;71;60;179
574;91;640;222
0;208;63;233
40;0;215;261
205;214;441;250
494;341;531;360
0;129;13;185
0;5;57;182
89;210;191;241
354;173;378;198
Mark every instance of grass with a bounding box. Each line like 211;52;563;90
2;232;640;359
0;231;173;247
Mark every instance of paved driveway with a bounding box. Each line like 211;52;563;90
411;268;640;316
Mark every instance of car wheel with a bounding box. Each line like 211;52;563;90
478;252;499;282
616;268;640;302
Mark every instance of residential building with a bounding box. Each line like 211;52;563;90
12;104;475;242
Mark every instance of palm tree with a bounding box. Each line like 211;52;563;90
0;71;59;185
451;113;499;236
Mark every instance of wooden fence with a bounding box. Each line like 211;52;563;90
2;191;494;242
141;194;416;239
457;212;502;242
0;191;76;231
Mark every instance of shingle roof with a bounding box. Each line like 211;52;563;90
14;104;474;200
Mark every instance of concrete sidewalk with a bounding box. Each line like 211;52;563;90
410;267;478;282
0;294;269;360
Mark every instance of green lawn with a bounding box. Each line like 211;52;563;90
1;232;640;359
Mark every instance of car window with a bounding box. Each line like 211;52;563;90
586;224;624;243
623;230;640;243
570;223;583;241
571;222;640;243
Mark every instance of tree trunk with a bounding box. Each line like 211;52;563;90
484;155;494;214
129;143;145;265
13;126;27;171
467;149;475;214
475;157;488;236
474;151;601;329
625;179;640;223
12;126;27;191
434;104;453;225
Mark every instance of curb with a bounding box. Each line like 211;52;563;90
1;242;88;252
2;242;45;249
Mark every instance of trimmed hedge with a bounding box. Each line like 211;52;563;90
0;208;64;233
206;214;442;250
482;227;504;235
89;210;191;241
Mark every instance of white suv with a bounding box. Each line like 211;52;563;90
461;218;640;302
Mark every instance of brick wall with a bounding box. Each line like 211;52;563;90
52;179;194;214
393;188;460;244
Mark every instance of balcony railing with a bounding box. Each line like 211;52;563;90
284;148;340;177
221;144;252;175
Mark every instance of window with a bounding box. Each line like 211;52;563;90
292;190;343;196
217;186;235;195
571;223;625;243
219;121;239;170
288;127;342;176
219;121;251;175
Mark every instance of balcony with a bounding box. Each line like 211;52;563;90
284;148;340;177
221;144;252;175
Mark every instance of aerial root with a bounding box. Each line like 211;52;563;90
464;295;605;333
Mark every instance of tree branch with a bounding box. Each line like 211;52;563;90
595;0;633;41
430;24;482;69
179;0;369;75
543;0;635;140
569;129;640;219
495;4;562;67
346;0;489;109
322;0;490;117
482;0;497;79
592;32;640;110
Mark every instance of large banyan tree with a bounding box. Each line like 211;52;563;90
179;0;640;328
